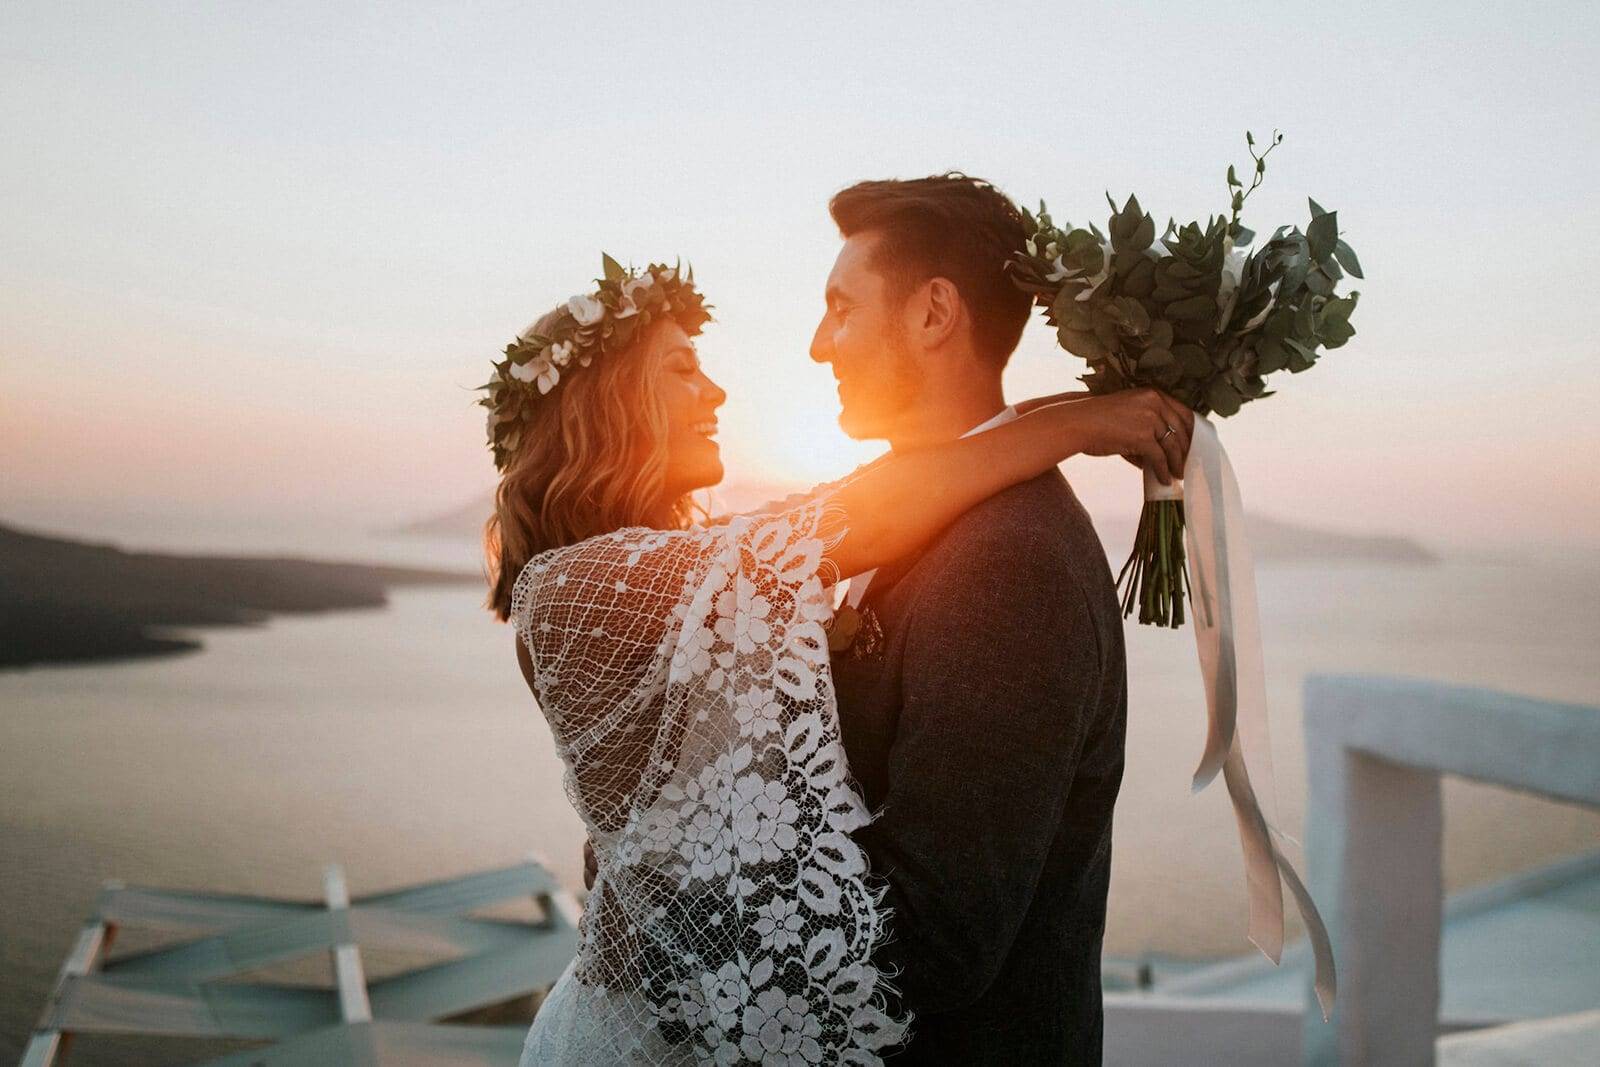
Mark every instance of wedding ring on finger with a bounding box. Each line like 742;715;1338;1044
1160;425;1176;441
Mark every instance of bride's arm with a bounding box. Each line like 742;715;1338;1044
824;388;1192;579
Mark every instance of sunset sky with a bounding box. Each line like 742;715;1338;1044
4;1;1598;555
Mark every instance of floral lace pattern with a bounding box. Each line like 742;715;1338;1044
512;499;908;1065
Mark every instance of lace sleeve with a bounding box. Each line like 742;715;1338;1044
509;496;908;1064
511;528;709;734
510;502;844;738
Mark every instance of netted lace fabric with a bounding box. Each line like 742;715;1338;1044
511;497;909;1065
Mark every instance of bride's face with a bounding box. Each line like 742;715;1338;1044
652;320;727;499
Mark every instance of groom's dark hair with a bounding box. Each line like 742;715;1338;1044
829;173;1034;367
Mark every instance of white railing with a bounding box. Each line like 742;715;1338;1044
1302;674;1600;1065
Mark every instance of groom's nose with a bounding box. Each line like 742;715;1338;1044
809;316;833;365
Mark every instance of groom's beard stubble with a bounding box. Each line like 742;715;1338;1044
840;330;924;442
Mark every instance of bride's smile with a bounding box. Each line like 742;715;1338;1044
654;320;728;501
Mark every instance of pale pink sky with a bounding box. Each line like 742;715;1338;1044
4;2;1598;555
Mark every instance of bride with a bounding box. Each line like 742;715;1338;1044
482;259;1189;1065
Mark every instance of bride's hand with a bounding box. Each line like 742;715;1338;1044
1027;388;1194;484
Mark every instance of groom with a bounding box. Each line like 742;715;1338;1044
813;175;1127;1064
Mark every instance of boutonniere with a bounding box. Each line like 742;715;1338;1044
827;604;862;652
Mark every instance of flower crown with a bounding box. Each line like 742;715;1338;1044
479;254;713;471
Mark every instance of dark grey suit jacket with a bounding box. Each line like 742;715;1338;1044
832;469;1127;1064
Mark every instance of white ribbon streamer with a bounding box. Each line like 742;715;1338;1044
1162;414;1336;1020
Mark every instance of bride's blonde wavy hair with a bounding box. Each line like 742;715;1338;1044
486;311;702;620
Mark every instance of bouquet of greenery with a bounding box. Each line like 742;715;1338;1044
1009;132;1362;627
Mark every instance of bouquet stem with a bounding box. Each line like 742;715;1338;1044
1116;499;1192;628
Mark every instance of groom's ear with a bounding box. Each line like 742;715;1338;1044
912;276;966;352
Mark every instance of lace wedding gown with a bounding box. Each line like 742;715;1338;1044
511;497;908;1065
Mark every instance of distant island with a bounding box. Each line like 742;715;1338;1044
0;522;480;670
397;492;1440;565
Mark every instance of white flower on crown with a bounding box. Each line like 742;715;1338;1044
548;340;576;368
568;293;604;326
623;274;655;302
614;273;657;319
536;360;560;394
509;351;561;393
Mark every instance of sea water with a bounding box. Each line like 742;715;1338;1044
3;551;1598;1060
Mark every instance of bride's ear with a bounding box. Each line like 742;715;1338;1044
913;276;965;350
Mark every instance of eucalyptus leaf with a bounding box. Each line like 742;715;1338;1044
1093;313;1120;350
1281;256;1311;295
1166;295;1215;321
1059;325;1110;362
1207;379;1242;417
1320;293;1358;327
1284;336;1318;368
1255;337;1289;374
1174;344;1211;376
1132;213;1155;251
1294;302;1317;338
1334;239;1364;279
1307;211;1338;262
1113;296;1151;333
1320;319;1356;348
1122;255;1157;298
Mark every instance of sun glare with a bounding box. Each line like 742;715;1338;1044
786;409;881;482
713;399;881;506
